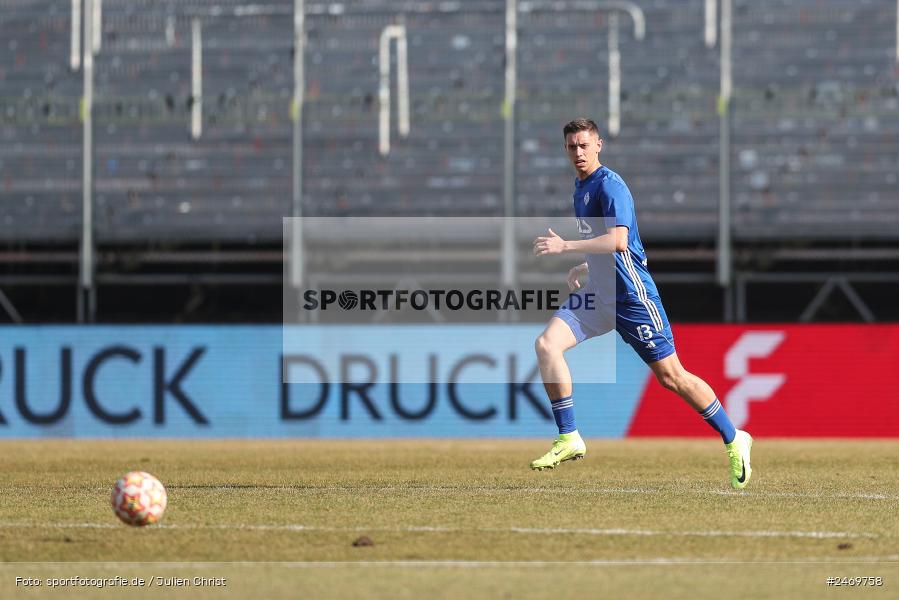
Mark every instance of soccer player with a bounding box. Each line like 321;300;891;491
529;118;753;490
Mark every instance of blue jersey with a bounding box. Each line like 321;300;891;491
572;165;659;304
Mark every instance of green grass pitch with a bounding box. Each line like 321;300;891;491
1;439;897;599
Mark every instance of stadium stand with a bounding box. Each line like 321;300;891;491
0;0;897;243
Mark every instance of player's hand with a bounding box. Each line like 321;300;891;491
567;263;589;291
533;228;566;256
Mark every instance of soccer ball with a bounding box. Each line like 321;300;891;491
110;471;168;526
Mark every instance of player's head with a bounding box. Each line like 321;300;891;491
563;118;603;178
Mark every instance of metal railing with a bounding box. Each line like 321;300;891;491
56;0;899;324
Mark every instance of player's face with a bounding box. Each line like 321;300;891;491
564;130;603;178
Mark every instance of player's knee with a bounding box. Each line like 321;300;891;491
534;334;558;362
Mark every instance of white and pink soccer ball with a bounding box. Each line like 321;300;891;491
110;471;168;526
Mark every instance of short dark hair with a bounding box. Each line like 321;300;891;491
562;118;600;139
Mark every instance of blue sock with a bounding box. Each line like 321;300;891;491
699;399;736;444
551;395;577;435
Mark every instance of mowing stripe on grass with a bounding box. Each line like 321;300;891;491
5;485;897;502
1;558;899;567
0;522;881;539
175;485;899;502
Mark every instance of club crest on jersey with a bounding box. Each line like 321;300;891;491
583;192;590;205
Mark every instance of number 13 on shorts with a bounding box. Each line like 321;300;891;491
636;324;653;341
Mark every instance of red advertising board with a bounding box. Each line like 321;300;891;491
628;325;899;437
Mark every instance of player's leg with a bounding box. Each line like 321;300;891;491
648;353;752;489
648;352;721;414
618;297;753;489
535;316;577;405
649;353;738;440
530;316;587;470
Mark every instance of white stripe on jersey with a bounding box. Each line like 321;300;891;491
631;252;664;332
622;249;656;329
645;297;665;333
623;249;664;332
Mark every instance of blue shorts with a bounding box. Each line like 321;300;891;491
553;285;676;364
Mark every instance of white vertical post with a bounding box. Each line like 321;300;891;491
501;0;517;291
717;0;733;310
166;14;176;48
191;18;202;140
70;0;81;70
720;0;732;105
92;0;102;55
705;0;717;49
895;0;898;61
396;25;409;139
291;0;305;288
608;12;620;137
378;24;410;155
378;25;395;156
80;0;95;320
